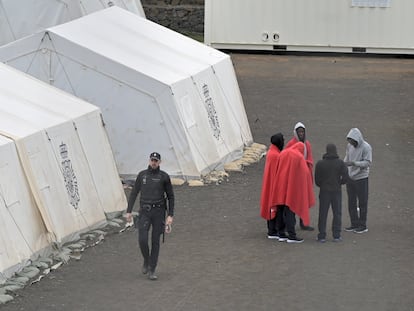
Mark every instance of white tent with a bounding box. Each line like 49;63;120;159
0;135;50;281
0;0;145;46
0;7;253;180
0;63;127;244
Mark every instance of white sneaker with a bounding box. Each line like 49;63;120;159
267;235;279;239
353;227;368;234
287;237;304;243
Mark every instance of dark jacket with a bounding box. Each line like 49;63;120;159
127;166;175;216
315;144;349;192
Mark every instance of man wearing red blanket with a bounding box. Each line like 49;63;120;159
260;133;285;239
273;142;315;243
285;122;315;231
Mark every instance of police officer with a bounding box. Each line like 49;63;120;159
126;152;174;280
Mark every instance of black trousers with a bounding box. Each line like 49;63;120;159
267;217;277;236
267;207;286;236
137;205;165;272
317;190;342;240
276;205;297;239
346;178;369;228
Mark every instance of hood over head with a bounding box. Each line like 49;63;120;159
323;143;339;159
326;143;337;155
346;128;364;147
270;133;284;150
293;122;306;142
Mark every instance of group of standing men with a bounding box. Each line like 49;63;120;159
123;123;372;281
260;122;372;243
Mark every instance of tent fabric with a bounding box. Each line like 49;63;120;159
0;135;50;281
0;0;145;46
0;7;253;180
0;63;127;243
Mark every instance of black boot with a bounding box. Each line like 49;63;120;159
300;219;314;231
142;263;149;274
148;270;158;280
142;259;149;274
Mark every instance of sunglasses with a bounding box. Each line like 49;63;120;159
150;158;159;162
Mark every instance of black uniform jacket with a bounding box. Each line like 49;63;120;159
127;166;175;216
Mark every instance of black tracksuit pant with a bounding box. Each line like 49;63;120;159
346;177;369;229
317;190;342;239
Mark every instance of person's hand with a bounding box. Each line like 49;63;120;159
165;216;173;233
345;161;355;167
125;212;133;223
166;216;173;225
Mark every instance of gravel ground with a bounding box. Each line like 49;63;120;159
2;53;414;311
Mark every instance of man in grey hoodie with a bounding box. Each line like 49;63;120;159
344;128;372;233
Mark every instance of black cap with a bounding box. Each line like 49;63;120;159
150;152;161;161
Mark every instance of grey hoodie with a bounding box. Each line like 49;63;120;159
344;128;372;180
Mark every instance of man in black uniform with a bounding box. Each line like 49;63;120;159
126;152;174;280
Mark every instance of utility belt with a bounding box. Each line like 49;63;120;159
141;200;166;212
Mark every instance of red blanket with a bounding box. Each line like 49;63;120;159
286;137;314;175
260;144;281;220
273;142;315;225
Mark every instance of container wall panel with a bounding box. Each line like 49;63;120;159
205;0;414;54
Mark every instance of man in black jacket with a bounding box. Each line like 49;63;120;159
315;144;348;242
126;152;174;280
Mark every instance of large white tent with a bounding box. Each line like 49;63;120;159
0;63;127;245
0;0;145;46
0;135;50;281
0;7;253;180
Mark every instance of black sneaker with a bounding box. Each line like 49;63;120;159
333;237;343;242
344;226;357;232
287;236;304;244
278;234;288;242
353;227;368;234
300;225;314;231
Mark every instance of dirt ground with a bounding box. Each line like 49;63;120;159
2;53;414;311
